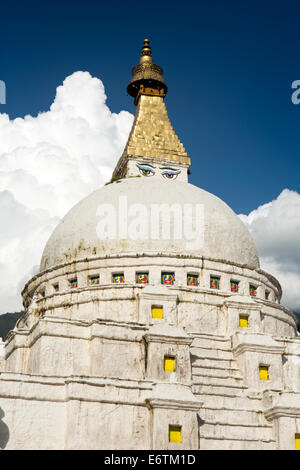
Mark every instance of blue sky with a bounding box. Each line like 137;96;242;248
1;0;299;214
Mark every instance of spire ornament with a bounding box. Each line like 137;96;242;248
127;39;168;104
139;38;152;64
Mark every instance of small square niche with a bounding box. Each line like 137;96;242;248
265;290;270;300
210;276;220;289
169;425;181;444
69;278;78;289
152;305;163;319
161;272;175;285
136;272;149;284
259;365;269;381
249;284;257;297
231;280;239;293
187;274;199;286
112;273;125;284
164;356;175;372
239;314;248;328
89;275;100;286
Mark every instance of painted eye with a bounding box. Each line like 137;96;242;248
162;172;178;180
138;167;154;177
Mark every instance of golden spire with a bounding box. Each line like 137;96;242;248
127;39;168;105
112;39;190;180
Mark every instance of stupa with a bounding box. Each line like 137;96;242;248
0;39;300;450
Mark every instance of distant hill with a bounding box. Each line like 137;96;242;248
294;312;300;333
0;312;23;340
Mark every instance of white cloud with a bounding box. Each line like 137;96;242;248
0;71;133;314
240;189;300;313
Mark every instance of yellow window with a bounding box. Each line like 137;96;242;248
169;425;181;443
295;434;300;450
239;315;248;328
259;366;269;381
152;306;163;319
164;356;175;372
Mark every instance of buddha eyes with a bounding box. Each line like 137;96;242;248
136;163;181;179
162;172;179;180
139;167;154;177
136;164;155;177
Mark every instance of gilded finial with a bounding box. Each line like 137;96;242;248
139;38;153;64
127;38;168;104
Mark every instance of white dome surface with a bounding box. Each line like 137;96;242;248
40;178;260;271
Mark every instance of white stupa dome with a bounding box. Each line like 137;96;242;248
40;177;260;271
